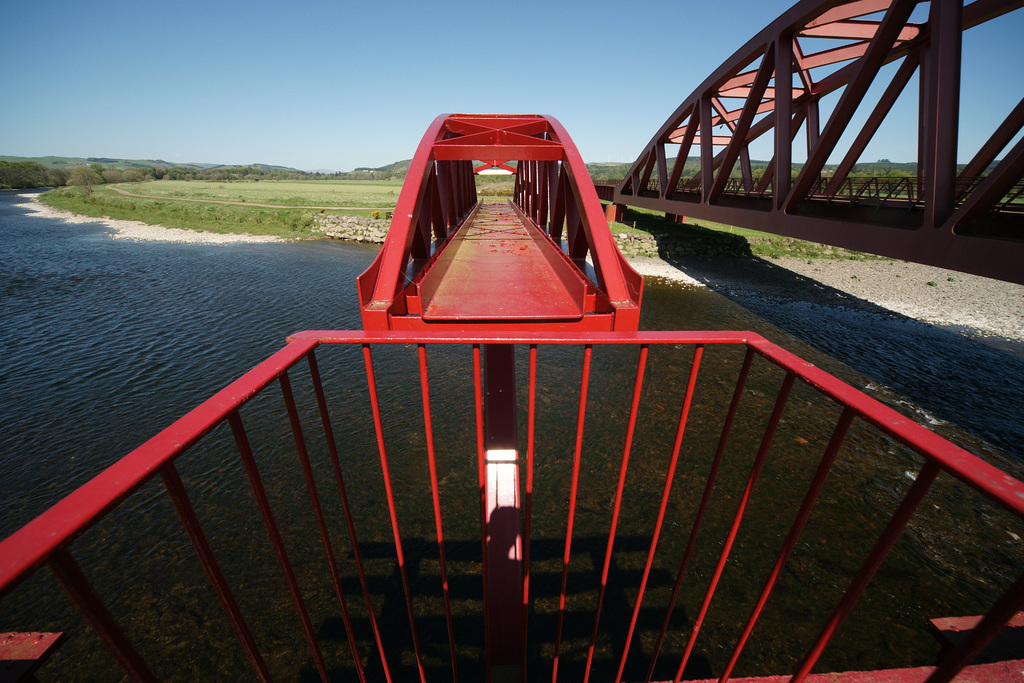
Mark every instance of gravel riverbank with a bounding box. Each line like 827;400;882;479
627;255;1024;345
16;194;285;244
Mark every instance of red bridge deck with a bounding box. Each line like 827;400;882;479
419;202;587;322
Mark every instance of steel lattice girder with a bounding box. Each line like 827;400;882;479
615;0;1024;285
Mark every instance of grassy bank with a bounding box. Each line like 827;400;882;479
40;186;321;239
39;179;409;239
610;204;887;261
111;179;402;207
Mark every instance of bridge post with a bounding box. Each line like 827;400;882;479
604;202;625;223
922;0;962;229
482;344;524;682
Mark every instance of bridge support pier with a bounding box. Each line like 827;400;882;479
483;344;524;682
604;202;625;223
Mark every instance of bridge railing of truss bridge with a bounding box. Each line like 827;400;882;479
1;330;1023;682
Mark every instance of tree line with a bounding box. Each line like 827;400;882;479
1;157;929;192
0;160;356;190
0;161;72;189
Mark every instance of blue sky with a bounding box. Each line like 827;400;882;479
2;0;1021;171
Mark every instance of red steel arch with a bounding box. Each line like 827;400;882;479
359;113;642;331
615;0;1024;284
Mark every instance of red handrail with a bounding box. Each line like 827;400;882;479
2;330;1022;682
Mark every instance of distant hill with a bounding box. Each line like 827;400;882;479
588;162;635;180
353;159;413;175
0;155;305;174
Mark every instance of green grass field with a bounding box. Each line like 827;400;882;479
40;186;321;239
113;179;404;208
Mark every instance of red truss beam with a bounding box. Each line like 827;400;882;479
474;161;517;174
615;0;1024;285
359;114;642;331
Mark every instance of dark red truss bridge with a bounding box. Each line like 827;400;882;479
613;0;1024;285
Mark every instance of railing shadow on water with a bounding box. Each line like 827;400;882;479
1;334;1022;682
302;536;712;682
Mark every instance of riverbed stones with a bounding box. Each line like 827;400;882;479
312;215;389;243
613;232;746;259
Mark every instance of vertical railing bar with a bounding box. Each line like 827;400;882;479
615;344;706;683
552;343;594;683
522;344;538;683
790;460;941;683
672;370;797;683
417;344;460;683
718;406;857;682
48;548;158;682
646;346;756;681
228;409;331;681
161;463;273;682
361;344;428;683
583;344;649;683
309;349;393;682
279;367;367;683
472;343;491;675
927;569;1024;683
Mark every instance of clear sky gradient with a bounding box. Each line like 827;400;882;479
2;0;1022;172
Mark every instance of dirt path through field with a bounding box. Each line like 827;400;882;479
107;184;391;211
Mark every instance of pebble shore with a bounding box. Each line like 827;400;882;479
628;255;1024;344
16;194;285;244
20;194;1023;344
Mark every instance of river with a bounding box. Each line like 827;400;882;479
1;189;1021;681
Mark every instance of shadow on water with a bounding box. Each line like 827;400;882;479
652;255;1024;464
297;536;711;683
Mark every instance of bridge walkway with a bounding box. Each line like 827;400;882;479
414;201;589;323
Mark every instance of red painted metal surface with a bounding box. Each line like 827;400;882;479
685;660;1024;682
418;203;587;322
615;0;1024;286
1;330;1023;681
359;114;642;331
0;632;64;683
930;611;1024;666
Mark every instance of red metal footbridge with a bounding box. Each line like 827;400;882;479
357;113;642;333
609;0;1024;285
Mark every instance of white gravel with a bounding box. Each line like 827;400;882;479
627;254;1024;343
15;194;285;244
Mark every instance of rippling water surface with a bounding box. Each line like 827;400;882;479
2;190;1021;681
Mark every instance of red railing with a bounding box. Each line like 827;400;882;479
2;331;1023;682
